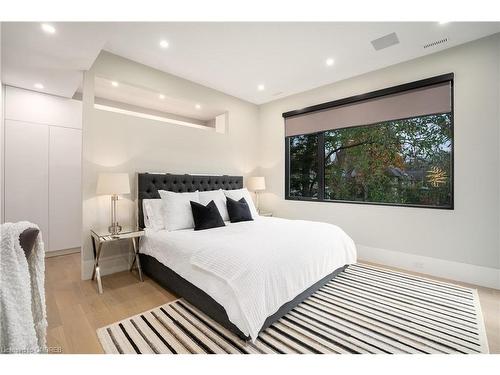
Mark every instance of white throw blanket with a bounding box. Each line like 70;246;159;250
0;222;47;353
190;217;357;340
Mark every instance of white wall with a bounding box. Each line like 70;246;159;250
81;52;260;279
258;35;500;288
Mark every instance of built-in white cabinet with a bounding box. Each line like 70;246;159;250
3;86;82;253
4;120;50;241
49;126;82;251
5;86;82;129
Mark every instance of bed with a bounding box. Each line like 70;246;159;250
137;173;356;340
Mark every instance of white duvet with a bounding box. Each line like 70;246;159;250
140;217;356;340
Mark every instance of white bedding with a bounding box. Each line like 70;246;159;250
140;216;356;340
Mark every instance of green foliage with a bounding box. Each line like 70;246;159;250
289;113;452;207
289;134;319;197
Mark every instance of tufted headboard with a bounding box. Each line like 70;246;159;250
137;173;243;229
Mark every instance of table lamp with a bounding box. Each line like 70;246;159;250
247;176;266;214
96;173;131;234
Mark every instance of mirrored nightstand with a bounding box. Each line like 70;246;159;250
90;226;145;294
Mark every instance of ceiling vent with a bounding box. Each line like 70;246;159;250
371;32;400;51
423;37;449;49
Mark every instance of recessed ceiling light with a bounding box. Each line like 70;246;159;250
195;104;201;110
111;81;119;87
41;23;56;34
34;83;44;89
439;21;449;25
257;84;265;91
159;94;165;99
159;40;169;48
326;58;335;67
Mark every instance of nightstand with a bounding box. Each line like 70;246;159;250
259;212;273;217
90;226;145;294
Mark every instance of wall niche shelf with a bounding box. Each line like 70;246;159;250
91;76;228;133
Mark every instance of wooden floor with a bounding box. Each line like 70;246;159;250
45;253;176;353
45;253;500;354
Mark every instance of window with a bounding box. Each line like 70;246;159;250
288;133;320;198
284;74;454;209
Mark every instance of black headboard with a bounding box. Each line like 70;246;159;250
137;173;243;229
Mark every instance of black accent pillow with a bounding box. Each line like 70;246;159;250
226;197;254;223
190;200;226;231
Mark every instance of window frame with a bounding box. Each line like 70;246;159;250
283;73;454;210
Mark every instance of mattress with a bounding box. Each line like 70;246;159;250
140;216;357;340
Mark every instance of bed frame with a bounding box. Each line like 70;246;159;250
137;172;347;340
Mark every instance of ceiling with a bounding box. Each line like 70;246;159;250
1;22;108;97
2;22;500;104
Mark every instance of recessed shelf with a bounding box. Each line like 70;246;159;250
91;76;227;133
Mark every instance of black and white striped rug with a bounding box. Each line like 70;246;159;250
97;263;489;354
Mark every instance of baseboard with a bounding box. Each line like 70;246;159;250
45;247;80;258
81;253;132;280
357;244;500;290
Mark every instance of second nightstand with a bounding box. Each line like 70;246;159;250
259;212;273;217
90;226;145;294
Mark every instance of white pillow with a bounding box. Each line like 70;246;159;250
199;189;229;222
142;199;165;231
158;190;200;231
223;188;259;219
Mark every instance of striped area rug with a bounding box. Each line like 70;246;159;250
97;263;489;354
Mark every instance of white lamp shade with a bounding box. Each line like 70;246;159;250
247;176;266;191
96;173;131;195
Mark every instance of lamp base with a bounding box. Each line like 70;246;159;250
109;194;122;234
108;224;122;235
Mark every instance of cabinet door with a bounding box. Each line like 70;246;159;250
5;86;82;129
4;120;49;247
49;126;82;251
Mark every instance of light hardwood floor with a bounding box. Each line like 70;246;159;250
45;253;500;354
45;253;176;353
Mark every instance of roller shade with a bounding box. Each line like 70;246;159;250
285;81;452;137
